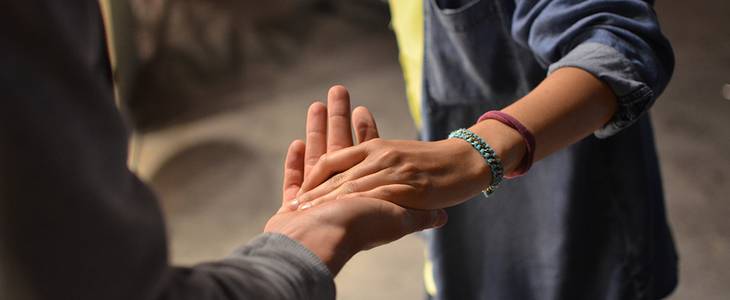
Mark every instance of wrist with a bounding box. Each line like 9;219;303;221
438;138;494;194
266;217;354;275
469;119;526;176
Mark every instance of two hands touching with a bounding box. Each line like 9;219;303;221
267;69;619;274
289;95;500;211
285;68;618;213
264;86;449;275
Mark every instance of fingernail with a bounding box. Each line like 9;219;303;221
288;199;299;208
299;202;313;210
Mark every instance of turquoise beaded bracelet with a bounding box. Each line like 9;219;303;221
448;128;504;197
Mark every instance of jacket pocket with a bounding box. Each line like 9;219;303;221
424;0;538;106
431;0;493;32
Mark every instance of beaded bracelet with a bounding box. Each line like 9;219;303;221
448;128;504;197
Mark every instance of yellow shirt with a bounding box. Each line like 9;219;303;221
389;2;438;296
389;0;425;129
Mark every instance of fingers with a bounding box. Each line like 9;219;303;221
304;102;327;178
280;140;306;212
298;169;394;210
352;106;379;144
296;86;378;208
327;85;354;152
298;145;369;194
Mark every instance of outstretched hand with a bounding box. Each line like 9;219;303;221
292;137;494;210
286;86;496;211
264;86;447;275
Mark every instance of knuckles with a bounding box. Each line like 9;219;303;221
362;138;387;153
411;174;432;194
376;148;402;166
391;163;431;194
363;137;384;147
397;162;419;177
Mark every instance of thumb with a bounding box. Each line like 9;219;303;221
402;208;448;233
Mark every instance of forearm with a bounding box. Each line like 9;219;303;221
470;67;617;175
482;0;675;175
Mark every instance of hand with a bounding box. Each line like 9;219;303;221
264;86;447;274
292;137;493;210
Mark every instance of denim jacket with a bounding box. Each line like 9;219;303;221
417;0;677;299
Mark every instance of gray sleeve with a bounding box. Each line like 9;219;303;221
0;2;334;300
158;233;336;300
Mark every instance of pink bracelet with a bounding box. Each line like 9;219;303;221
477;111;535;178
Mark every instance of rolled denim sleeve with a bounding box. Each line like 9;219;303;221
511;0;674;137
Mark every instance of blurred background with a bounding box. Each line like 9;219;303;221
102;0;729;299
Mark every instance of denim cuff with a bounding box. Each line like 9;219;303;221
548;42;655;138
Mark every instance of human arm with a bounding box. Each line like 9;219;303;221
294;70;615;209
293;0;673;210
0;2;333;299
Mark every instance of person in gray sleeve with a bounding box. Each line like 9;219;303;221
0;1;447;300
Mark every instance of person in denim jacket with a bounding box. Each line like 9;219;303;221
295;0;677;299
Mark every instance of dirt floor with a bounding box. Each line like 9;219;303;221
130;1;729;299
